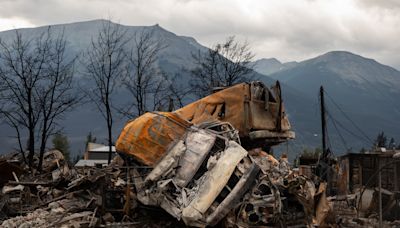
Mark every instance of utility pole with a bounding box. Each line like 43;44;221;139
320;86;327;155
379;159;383;227
318;86;332;195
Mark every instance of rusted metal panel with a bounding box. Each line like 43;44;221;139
175;83;249;135
249;100;276;130
115;112;192;166
174;81;293;141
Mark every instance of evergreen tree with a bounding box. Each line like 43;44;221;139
85;132;97;148
52;133;70;162
389;138;396;149
374;131;387;148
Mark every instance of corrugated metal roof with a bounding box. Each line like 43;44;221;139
87;142;116;152
75;159;108;167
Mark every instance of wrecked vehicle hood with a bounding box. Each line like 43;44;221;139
116;112;192;166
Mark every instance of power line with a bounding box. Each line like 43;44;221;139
324;90;374;145
326;110;349;151
327;110;372;145
352;72;400;113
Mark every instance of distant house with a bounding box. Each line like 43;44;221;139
75;143;116;167
84;142;116;160
338;149;400;194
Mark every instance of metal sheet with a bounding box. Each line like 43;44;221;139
182;141;247;226
174;129;217;188
174;82;292;140
115;112;192;166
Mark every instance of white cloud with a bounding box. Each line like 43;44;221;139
0;17;35;31
0;0;399;68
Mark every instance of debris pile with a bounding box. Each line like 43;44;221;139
0;150;140;227
116;110;331;227
231;153;331;227
0;81;324;227
2;81;397;227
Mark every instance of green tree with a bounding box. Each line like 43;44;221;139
299;147;322;159
389;137;396;149
85;132;97;147
52;133;70;162
374;131;387;148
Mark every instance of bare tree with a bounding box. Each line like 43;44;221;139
148;72;192;112
83;21;128;164
121;28;167;118
0;28;80;170
163;72;192;110
0;109;27;164
0;30;50;168
190;48;219;97
36;29;79;171
190;36;255;97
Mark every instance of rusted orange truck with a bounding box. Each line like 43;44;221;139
113;81;325;228
117;81;294;166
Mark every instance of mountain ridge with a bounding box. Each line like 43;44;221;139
0;20;399;159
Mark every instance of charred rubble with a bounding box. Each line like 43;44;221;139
1;81;399;227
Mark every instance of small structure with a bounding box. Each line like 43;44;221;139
75;143;116;167
84;143;116;160
338;149;400;194
298;155;319;179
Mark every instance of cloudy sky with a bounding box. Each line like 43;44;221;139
1;0;399;68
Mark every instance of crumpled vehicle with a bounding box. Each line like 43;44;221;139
117;81;295;167
117;115;329;227
128;120;258;227
115;81;329;227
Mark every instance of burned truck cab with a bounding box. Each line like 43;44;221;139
115;81;309;227
174;81;295;150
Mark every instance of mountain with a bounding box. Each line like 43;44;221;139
0;20;399;159
0;20;208;155
0;20;277;156
269;51;400;154
253;58;298;76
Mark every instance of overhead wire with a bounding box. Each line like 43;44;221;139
324;90;374;145
318;87;373;153
326;110;349;151
329;113;371;145
351;72;400;113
